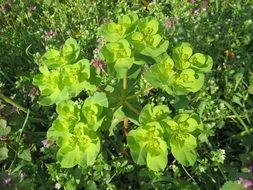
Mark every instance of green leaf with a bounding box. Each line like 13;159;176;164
221;181;245;190
18;148;31;162
57;143;80;168
82;103;103;131
91;92;109;108
144;54;175;89
139;104;170;125
39;88;69;106
171;69;204;95
170;134;197;166
140;40;169;57
174;114;198;132
56;100;79;117
138;17;159;35
146;140;168;171
33;59;94;106
47;119;73;146
114;57;134;78
248;83;253;94
0;119;11;136
100;22;124;42
100;12;138;42
127;123;168;171
172;43;193;70
33;68;61;97
127;129;147;165
86;180;98;190
101;39;131;63
62;37;80;64
57;123;100;168
189;53;213;72
60;59;91;96
40;49;62;69
0;147;8;161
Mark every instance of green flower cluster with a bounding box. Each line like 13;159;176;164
100;12;169;78
33;38;96;106
128;104;201;171
47;93;106;168
144;43;213;95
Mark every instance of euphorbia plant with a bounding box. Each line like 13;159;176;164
33;12;212;172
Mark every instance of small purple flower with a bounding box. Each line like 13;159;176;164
94;48;100;55
91;59;105;73
193;9;200;14
28;87;37;98
10;106;18;113
165;17;174;29
41;139;53;147
239;177;253;189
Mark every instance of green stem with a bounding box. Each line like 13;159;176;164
0;93;34;115
126;87;154;100
97;86;121;100
8;110;30;171
124;101;140;115
182;165;196;184
218;165;227;181
19;109;30;140
122;77;128;100
220;99;250;133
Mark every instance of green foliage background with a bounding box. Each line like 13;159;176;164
0;0;253;189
